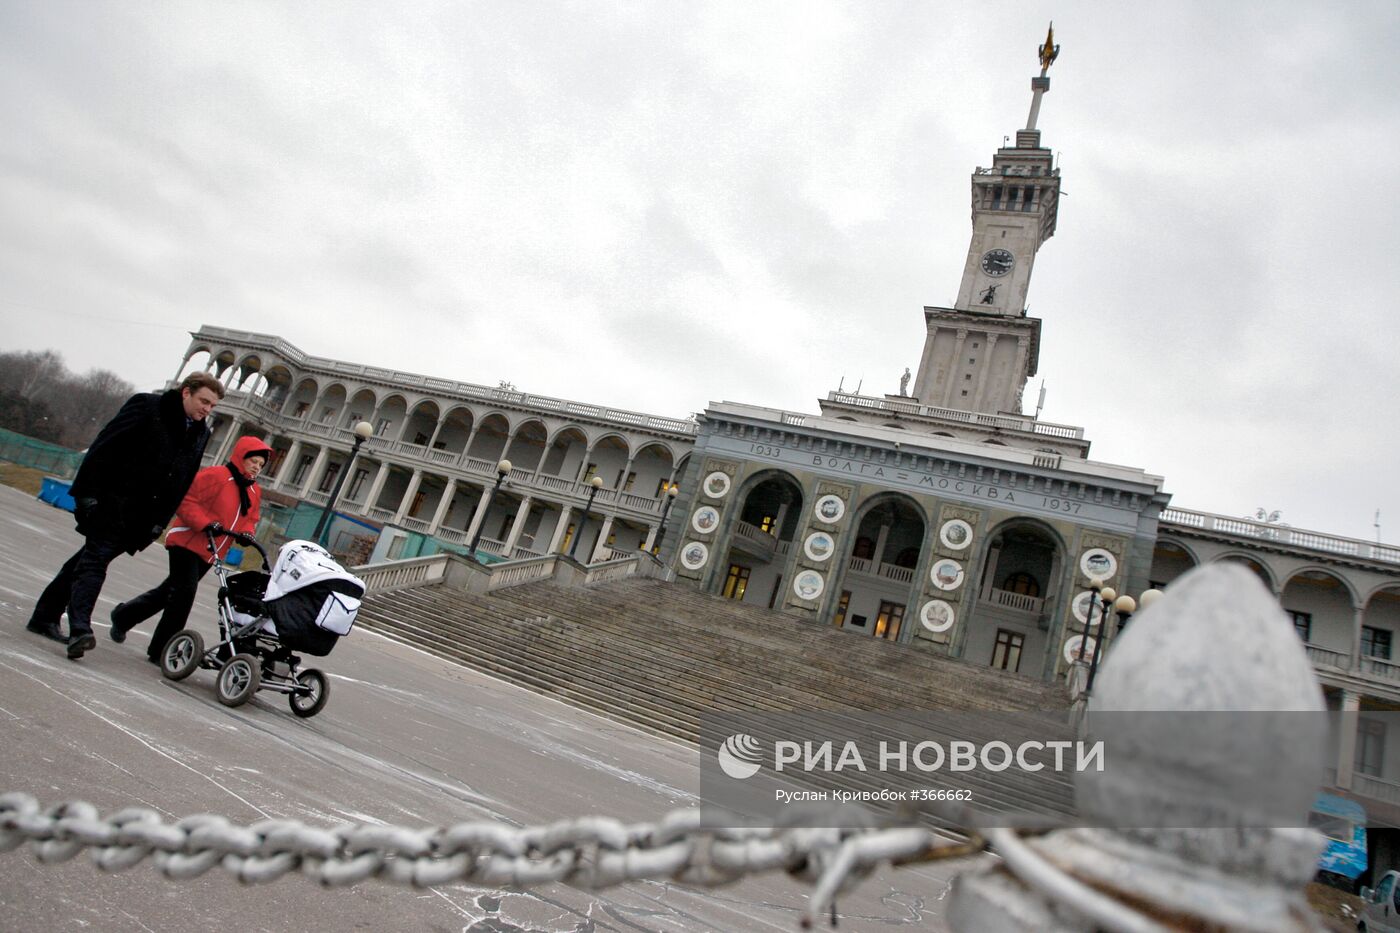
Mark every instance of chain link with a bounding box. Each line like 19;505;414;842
2;792;1020;926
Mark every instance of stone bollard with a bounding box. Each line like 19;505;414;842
948;563;1330;932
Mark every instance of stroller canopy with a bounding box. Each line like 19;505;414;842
264;540;365;602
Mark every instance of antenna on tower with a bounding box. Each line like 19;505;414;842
1034;380;1047;419
1377;509;1384;544
838;375;845;392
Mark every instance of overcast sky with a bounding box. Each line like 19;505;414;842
2;1;1398;544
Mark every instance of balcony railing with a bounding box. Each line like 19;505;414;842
846;556;917;585
1159;507;1400;565
1359;656;1400;682
823;391;1085;440
983;587;1045;615
1304;644;1349;669
1353;772;1400;806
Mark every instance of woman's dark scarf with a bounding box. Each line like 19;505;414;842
226;462;255;513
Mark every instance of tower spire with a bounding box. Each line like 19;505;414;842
1025;22;1059;132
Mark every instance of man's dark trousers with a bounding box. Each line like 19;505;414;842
111;547;212;662
29;537;127;639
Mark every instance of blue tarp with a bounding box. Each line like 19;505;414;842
38;477;76;512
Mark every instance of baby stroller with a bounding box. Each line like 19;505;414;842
159;531;365;718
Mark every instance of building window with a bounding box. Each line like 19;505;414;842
852;536;875;560
498;515;514;540
408;491;427;519
1363;626;1393;661
347;468;369;501
1287;611;1312;643
293;402;310;417
654;477;672;497
582;462;598;482
376;418;391;436
316;463;341;494
319;407;335;423
1002;572;1041;597
347;412;363;427
562;523;575;552
1356;718;1385;777
291;454;313;485
875;602;905;641
723;564;751;601
991;629;1024;672
759;514;778;534
619;471;636;492
833;591;852;627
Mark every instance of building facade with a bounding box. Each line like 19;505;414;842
170;33;1400;822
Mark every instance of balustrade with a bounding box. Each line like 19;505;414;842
983;587;1044;614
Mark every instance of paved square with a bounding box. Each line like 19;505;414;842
0;485;953;931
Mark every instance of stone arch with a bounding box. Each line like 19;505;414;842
1362;584;1400;665
504;419;549;471
1148;535;1200;588
828;491;929;642
434;405;476;455
314;383;348;425
212;349;238;381
588;433;631;487
1280;567;1358;655
467;412;511;462
176;347;216;382
632;442;677;499
541;426;589;478
1212;552;1277;593
345;388;380;431
399;399;442;446
261;364;293;405
965;516;1070;676
710;468;806;606
231;353;263;392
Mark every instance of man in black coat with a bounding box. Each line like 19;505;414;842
26;372;224;660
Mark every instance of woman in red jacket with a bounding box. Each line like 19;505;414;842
110;435;272;664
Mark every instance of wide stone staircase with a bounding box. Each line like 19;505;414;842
355;576;1077;819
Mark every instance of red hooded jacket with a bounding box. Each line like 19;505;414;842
164;436;272;562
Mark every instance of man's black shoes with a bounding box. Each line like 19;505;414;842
25;620;65;643
67;633;97;660
109;606;129;643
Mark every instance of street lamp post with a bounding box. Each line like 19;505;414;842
1076;577;1105;661
312;420;374;547
653;484;679;554
468;459;513;559
1084;588;1163;693
567;475;605;561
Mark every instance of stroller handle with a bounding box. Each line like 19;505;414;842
205;527;271;566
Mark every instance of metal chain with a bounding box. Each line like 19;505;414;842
1;792;1014;927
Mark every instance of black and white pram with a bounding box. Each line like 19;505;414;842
159;532;365;717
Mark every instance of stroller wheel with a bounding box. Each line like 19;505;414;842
216;654;261;707
289;669;330;718
161;631;204;681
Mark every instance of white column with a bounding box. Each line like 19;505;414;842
298;447;330;498
459;422;483;463
393;470;424;524
426;416;446;450
1350;605;1365;670
1009;336;1030;413
940;329;969;408
428;479;458;534
971;333;1000;410
616;454;636;490
548;506;574;554
464;485;493;544
589;516;616;562
275;440;302;488
362;461;391;513
1336;689;1360;791
576;443;597;481
503;497;533;555
642;523;659;552
873;522;892;567
772;500;792;537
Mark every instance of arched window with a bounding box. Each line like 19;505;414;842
1002;571;1040;597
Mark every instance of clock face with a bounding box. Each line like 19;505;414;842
981;248;1014;277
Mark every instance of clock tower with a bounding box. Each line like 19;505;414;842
909;25;1062;415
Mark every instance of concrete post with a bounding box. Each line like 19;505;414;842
589;515;616;563
503;496;533;556
428;479;457;534
393;470;424;524
298;446;330;498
